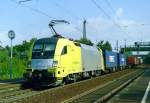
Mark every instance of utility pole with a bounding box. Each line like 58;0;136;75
137;43;140;56
83;19;87;39
0;41;1;78
116;40;119;53
0;41;2;49
124;39;126;53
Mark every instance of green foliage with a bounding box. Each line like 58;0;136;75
76;38;93;46
13;38;36;60
97;40;112;51
0;38;36;80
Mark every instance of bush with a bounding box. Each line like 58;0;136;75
0;48;27;80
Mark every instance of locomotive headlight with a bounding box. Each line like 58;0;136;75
52;60;58;67
38;73;42;78
29;72;32;78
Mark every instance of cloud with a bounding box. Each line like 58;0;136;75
0;31;10;46
53;17;150;48
0;16;150;50
46;17;145;48
116;8;123;18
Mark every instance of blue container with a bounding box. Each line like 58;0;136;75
118;53;126;67
118;54;126;67
103;50;118;68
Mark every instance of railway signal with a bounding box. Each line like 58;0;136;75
8;30;16;80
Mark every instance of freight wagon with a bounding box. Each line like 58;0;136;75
117;53;126;70
138;57;143;64
103;50;118;72
127;56;139;67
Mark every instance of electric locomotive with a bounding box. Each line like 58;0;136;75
23;35;105;86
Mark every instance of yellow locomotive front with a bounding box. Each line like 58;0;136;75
23;36;82;86
24;36;60;86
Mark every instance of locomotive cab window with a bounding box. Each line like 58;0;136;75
61;46;67;55
32;37;58;59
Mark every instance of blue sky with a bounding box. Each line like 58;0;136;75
0;0;150;49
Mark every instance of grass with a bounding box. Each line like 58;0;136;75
0;49;27;80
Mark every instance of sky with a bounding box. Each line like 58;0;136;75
0;0;150;49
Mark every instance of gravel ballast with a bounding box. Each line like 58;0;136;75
15;69;137;103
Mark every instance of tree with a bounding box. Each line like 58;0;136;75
97;40;104;49
76;38;93;46
10;38;36;60
0;38;36;80
97;40;112;51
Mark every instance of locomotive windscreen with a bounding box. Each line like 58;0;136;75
32;37;58;59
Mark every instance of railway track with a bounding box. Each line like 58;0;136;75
0;83;39;103
0;85;20;96
0;68;143;103
0;79;24;91
0;89;38;103
0;81;36;103
15;69;140;103
62;69;144;103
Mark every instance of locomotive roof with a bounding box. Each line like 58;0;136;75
35;36;59;44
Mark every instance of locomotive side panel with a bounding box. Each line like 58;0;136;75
54;39;82;78
81;44;104;72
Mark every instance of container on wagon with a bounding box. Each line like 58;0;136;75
103;50;118;69
118;53;127;67
127;56;139;65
